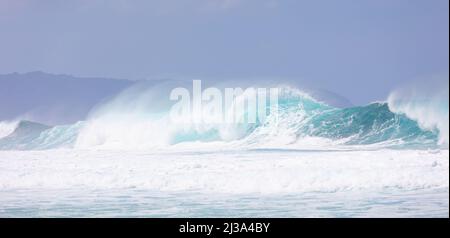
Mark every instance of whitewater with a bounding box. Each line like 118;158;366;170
0;84;448;217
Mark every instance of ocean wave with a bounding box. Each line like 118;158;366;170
0;121;19;139
0;86;446;150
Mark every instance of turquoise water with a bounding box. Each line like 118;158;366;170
0;88;447;218
0;96;443;150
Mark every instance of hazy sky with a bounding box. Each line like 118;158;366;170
0;0;448;104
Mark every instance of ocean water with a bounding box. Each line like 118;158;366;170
0;87;447;151
0;188;448;218
0;85;448;217
0;149;448;217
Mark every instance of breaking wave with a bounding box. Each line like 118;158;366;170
0;85;447;151
0;120;19;139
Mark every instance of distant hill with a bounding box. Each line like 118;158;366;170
0;71;134;124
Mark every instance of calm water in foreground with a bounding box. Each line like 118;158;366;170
0;188;448;217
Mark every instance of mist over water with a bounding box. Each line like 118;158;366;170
0;78;448;218
0;79;447;151
0;0;447;219
388;75;449;147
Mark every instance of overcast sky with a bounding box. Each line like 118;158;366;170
0;0;448;104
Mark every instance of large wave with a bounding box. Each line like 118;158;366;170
0;83;447;151
387;76;449;147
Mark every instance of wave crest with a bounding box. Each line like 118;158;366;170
0;85;445;150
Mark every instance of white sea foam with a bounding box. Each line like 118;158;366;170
74;85;315;149
0;149;447;194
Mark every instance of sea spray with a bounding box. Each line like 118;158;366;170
387;75;449;147
0;82;445;150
